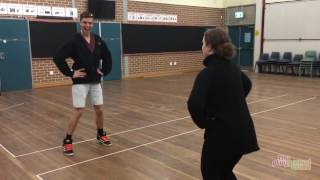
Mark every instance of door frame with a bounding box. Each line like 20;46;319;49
228;25;255;67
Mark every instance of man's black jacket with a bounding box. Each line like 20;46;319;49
53;33;112;84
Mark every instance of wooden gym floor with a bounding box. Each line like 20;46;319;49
0;72;319;180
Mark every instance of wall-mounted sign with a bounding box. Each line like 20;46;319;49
23;5;37;16
37;6;52;16
128;12;177;23
0;3;77;18
7;4;22;15
52;7;65;17
0;3;8;14
65;8;77;18
235;11;244;19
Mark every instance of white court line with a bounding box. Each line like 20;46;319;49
35;96;317;179
251;97;316;116
36;175;44;180
254;115;317;130
0;144;16;158
15;116;191;158
247;93;269;98
0;103;24;112
247;94;288;104
14;94;294;158
36;129;200;179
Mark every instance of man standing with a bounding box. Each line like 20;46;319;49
53;11;112;156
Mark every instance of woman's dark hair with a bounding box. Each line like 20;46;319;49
204;28;236;59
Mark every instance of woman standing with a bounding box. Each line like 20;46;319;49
187;28;259;180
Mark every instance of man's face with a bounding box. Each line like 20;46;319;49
80;17;93;34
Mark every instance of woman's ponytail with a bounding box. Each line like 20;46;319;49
204;28;236;60
216;42;236;59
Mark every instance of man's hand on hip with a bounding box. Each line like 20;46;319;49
73;68;87;78
97;69;104;75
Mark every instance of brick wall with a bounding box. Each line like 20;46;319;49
123;52;204;78
31;59;73;87
0;0;225;87
124;1;225;78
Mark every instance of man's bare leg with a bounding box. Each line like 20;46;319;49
94;105;111;146
94;105;103;129
66;108;84;134
63;108;84;156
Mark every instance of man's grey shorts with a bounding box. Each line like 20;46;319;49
72;83;103;108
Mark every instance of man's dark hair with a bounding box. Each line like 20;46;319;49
80;11;94;21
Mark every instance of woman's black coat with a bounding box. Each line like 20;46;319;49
187;53;259;155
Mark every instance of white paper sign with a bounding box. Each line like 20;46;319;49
65;8;77;18
0;3;8;14
7;4;22;15
37;6;51;16
0;3;78;18
23;5;37;16
52;7;65;17
128;12;177;23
